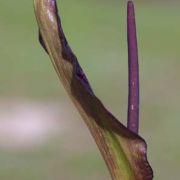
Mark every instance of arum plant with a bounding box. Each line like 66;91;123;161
34;0;153;179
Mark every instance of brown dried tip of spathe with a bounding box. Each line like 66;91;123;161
34;0;153;179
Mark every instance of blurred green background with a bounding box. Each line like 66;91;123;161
0;0;180;179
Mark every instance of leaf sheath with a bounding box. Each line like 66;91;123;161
34;0;153;179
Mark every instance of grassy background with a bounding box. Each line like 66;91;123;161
0;0;180;179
